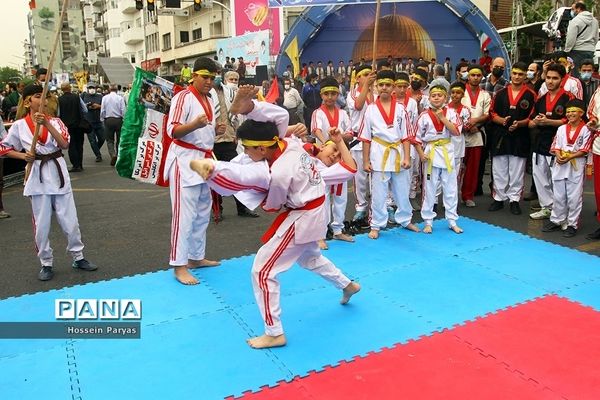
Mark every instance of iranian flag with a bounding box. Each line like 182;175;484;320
480;31;491;52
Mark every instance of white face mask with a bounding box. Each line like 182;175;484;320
88;88;96;95
526;71;535;80
224;82;238;89
284;84;291;90
581;72;592;81
460;72;469;80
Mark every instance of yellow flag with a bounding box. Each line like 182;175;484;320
285;36;300;78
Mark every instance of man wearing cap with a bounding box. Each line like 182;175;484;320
165;57;221;285
488;62;537;215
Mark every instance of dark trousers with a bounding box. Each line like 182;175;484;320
86;121;105;158
213;141;246;213
104;117;123;158
0;158;4;210
67;125;85;168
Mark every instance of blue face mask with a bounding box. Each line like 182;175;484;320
581;72;592;81
214;76;222;86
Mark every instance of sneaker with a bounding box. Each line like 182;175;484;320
488;200;504;212
541;221;562;232
586;227;600;240
560;221;568;231
95;156;102;162
38;266;54;281
563;226;577;238
72;259;98;271
0;210;10;219
529;207;551;220
509;201;521;215
465;199;476;208
238;209;259;218
352;210;366;221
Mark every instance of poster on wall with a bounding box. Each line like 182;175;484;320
216;31;270;76
233;0;282;55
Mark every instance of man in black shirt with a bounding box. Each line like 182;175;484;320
58;83;85;172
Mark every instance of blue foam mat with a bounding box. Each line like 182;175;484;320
1;217;599;399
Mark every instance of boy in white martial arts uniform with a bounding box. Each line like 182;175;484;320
0;84;96;281
414;83;464;234
542;99;592;237
191;87;360;349
311;76;354;243
165;57;221;285
394;72;420;210
361;70;418;239
347;65;376;221
448;81;471;178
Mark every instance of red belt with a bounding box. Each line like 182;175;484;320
330;184;343;196
173;139;213;158
261;195;326;243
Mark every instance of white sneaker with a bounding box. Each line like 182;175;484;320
465;199;476;207
561;221;568;231
529;207;551;220
0;210;10;219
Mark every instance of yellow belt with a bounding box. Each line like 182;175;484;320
559;150;578;170
372;136;402;173
427;139;453;176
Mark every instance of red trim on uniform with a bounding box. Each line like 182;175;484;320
594;154;600;223
0;144;12;156
212;173;268;193
258;225;296;326
188;85;213;122
261;195;326;243
170;162;181;262
25;114;48;144
339;159;357;173
170;90;190;128
31;205;39;253
319;105;340;131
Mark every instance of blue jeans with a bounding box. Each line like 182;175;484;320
86;121;105;158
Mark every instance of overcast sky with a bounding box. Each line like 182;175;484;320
0;2;31;71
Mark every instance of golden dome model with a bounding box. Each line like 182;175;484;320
352;14;437;61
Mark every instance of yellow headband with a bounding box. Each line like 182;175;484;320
241;136;280;147
377;78;395;85
469;68;483;75
512;68;525;74
355;69;372;78
193;69;216;77
429;87;448;95
395;79;409;85
557;57;567;63
411;74;426;82
323;140;335;146
566;107;584;113
320;86;340;94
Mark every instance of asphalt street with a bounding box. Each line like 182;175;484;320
1;151;598;299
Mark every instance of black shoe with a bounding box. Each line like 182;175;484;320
238;209;259;218
563;226;577;238
524;192;538;201
509;201;521;215
69;167;83;173
488;200;504;212
432;204;438;214
38;266;54;281
586;227;600;240
110;156;117;166
95;156;102;162
474;188;483;196
542;221;562;232
73;259;98;271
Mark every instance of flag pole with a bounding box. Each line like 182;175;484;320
371;0;382;69
24;0;69;183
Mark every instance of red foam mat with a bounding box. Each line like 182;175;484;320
241;295;600;400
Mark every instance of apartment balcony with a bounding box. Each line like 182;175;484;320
95;20;105;31
122;26;143;45
120;1;139;14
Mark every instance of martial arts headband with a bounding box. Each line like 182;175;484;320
566;107;584;113
429;87;448;95
193;69;217;78
241;136;280;147
320;86;340;94
377;78;395;85
323;140;335;147
468;68;483;75
511;68;525;74
557;57;567;64
395;79;409;85
411;74;426;82
355;68;372;78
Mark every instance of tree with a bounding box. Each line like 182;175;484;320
38;6;55;20
0;67;22;88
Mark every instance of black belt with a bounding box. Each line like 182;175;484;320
35;150;65;188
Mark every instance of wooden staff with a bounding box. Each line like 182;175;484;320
24;0;69;183
371;0;382;69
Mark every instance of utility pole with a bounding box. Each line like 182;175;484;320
510;0;523;62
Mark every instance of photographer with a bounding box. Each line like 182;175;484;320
564;2;599;77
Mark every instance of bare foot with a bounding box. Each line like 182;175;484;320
450;225;464;234
333;233;355;242
317;239;328;250
190;159;215;180
368;229;379;239
341;281;361;304
423;225;433;234
174;266;199;285
247;334;287;349
188;258;221;269
230;85;259;114
404;223;420;232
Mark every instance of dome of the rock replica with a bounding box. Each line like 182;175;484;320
352;14;436;61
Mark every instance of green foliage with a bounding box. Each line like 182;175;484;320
38;6;55;20
0;67;22;88
520;0;555;24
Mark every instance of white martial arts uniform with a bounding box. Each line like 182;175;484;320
549;122;592;228
165;86;217;267
347;87;373;213
415;108;461;227
398;96;420;200
0;115;85;266
360;98;413;230
206;136;353;337
311;105;352;235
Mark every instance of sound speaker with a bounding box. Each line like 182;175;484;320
254;65;269;86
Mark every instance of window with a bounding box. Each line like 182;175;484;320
192;28;202;41
491;0;499;12
163;33;171;50
130;54;136;63
109;28;120;38
180;31;189;43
